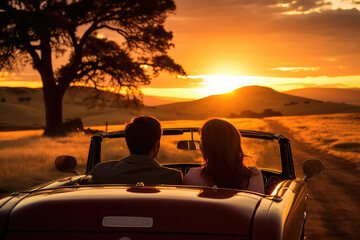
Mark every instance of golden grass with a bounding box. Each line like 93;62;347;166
100;118;269;132
2;114;358;197
272;113;360;168
0;129;43;141
0;133;90;196
0;118;268;197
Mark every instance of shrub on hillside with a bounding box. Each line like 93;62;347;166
229;109;283;118
284;101;298;106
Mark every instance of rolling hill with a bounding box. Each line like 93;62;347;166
155;86;360;119
0;87;140;130
143;95;193;106
1;85;360;130
284;88;360;106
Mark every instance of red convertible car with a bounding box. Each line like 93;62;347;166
0;128;323;240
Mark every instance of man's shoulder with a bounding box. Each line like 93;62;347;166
159;165;181;173
93;160;121;172
158;165;183;181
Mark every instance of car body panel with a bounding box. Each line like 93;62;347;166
7;186;261;236
5;232;249;240
0;127;317;240
253;179;307;240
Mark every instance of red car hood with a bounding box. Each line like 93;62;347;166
7;186;263;236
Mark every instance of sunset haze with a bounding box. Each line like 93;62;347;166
1;0;360;99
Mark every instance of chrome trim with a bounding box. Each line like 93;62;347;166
262;174;268;187
271;195;283;202
136;182;145;187
102;216;153;228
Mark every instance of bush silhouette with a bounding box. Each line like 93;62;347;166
229;109;282;118
284;101;298;106
17;97;31;103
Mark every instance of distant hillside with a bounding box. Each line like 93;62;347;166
0;87;147;130
349;88;360;91
284;88;360;106
1;85;360;130
143;95;193;106
156;86;360;119
0;86;195;130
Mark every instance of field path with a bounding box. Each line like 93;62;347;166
265;119;360;240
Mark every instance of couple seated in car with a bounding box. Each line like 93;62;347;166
92;116;264;194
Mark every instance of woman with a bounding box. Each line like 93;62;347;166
184;118;264;194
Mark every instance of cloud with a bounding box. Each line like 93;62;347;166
272;8;360;38
171;0;339;28
272;67;320;72
273;82;318;88
273;82;348;88
282;0;332;12
142;73;204;89
176;0;331;13
168;1;360;78
318;83;349;88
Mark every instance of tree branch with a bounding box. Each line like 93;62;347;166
97;25;129;39
18;31;41;69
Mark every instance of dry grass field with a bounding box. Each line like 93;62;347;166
272;113;360;169
0;133;90;196
2;86;360;130
0;114;359;197
0;118;268;196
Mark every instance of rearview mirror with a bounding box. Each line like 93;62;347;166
302;159;324;179
177;140;201;150
55;155;78;174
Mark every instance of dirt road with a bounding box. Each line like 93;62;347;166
265;119;360;240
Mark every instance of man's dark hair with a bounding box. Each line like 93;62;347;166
125;116;162;155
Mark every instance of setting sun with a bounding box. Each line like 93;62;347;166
193;75;257;96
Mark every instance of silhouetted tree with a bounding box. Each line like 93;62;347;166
233;109;283;118
18;97;26;102
262;108;282;117
284;101;298;106
229;112;239;118
0;0;185;136
239;110;260;118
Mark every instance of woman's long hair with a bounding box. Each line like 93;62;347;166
200;118;251;189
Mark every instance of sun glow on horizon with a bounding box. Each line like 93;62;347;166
141;74;360;99
189;75;259;96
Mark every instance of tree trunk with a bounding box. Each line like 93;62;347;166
42;74;65;136
38;31;67;137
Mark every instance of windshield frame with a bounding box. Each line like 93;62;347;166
86;128;295;180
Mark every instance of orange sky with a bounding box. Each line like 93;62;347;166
1;0;360;99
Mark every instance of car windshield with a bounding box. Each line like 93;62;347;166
100;130;282;172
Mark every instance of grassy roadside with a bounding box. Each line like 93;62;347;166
1;115;359;198
272;113;360;169
0;133;90;197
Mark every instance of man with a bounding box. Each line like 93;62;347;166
92;116;183;185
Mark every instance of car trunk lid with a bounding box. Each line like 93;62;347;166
7;186;262;236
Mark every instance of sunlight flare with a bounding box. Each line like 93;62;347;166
272;67;320;72
189;75;258;96
96;33;105;39
140;64;149;69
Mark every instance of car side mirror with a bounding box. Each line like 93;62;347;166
55;155;79;174
302;159;324;179
177;140;201;150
